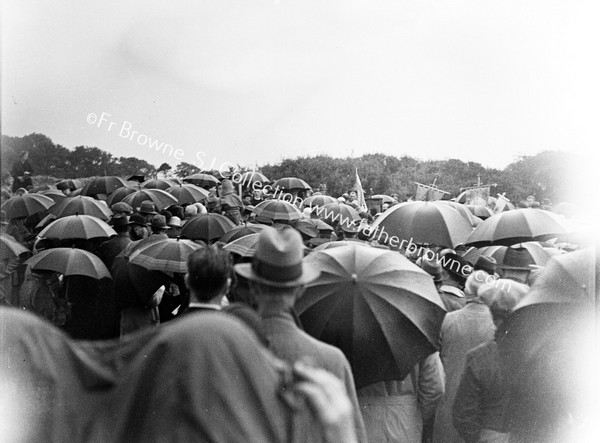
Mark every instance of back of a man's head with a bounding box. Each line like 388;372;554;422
186;245;232;302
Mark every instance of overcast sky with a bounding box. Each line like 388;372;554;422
2;0;599;170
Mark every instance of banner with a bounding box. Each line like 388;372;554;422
464;186;490;205
353;168;368;212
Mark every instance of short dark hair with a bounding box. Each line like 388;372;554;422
187;245;232;301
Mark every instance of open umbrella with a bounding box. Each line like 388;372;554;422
465;208;571;247
180;213;236;242
0;234;30;261
30;184;56;193
240;172;270;187
301;195;337;209
370;194;395;204
129;238;202;273
121;189;178;211
106;185;140;206
462;242;554;268
272;177;311;192
81;176;128;197
49;195;113;221
38;214;116;240
252;200;303;222
434;201;482;228
55;179;84;192
465;204;494;219
166;184;209;205
219;223;269;243
1;193;55;219
183;173;220;188
38;189;68;204
223;233;260;258
370;201;473;248
141;179;176;190
316;203;360;228
296;243;446;388
25;247;112;279
498;248;594;439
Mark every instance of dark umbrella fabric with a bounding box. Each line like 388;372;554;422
296;243;446;388
183;173;220;188
465;208;571;247
219;223;269;243
25;247;112;279
318;203;360;228
1;193;55;219
106;186;140;206
0;234;30;260
38;214;116;240
223;233;260;258
129;238;202;273
301;195;337;209
50;195;113;221
462;242;554;268
180;213;236;242
38;189;68;204
141;179;176;190
272;177;311;191
252;200;303;222
81;176;128;197
240;172;270;186
166;184;209;205
121;189;178;211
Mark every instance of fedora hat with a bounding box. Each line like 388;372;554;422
110;214;130;229
128;213;147;227
441;252;471;280
234;227;320;288
473;256;497;276
167;216;182;228
150;214;170;230
499;247;535;271
137;200;157;215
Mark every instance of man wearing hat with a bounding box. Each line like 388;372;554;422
111;202;134;216
439;252;471;299
234;227;368;442
97;214;132;269
136;200;157;225
419;257;464;312
166;216;182;238
498;247;535;285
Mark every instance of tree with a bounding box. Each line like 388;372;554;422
174;162;200;178
157;162;172;178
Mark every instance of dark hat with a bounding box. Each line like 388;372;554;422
473;256;497;275
110;214;130;229
128;213;148;227
441;253;471;279
499;247;535;271
419;258;444;284
150;214;170;230
111;201;134;214
137;200;157;215
234;227;320;288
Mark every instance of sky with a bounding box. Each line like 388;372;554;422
2;0;599;171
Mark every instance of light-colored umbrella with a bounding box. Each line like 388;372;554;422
252;200;303;222
1;193;55;219
166;184;209;205
50;195;113;221
272;177;311;191
301;195;337;209
129;238;202;273
223;233;260;258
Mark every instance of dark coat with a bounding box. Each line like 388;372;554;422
11;159;34;192
97;233;132;269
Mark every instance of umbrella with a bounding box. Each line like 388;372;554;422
180;213;236;242
370;201;473;249
166;184;209;205
272;177;311;191
125;173;146;183
38;214;116;240
141;179;176;190
81;176;128;196
252;200;303;222
55;179;84;191
497;248;594;438
1;193;55;219
465;204;494;219
183;173;220;188
301;195;338;209
49;195;113;221
30;184;56;193
465;208;571;247
370;194;395;204
434;201;482;228
312;240;371;252
240;172;270;187
38;189;68;204
462;242;554;268
223;233;260;258
0;234;30;261
106;185;140;206
121;189;178;211
219;223;269;243
25;247;112;279
296;243;446;388
129;238;202;273
316;203;360;228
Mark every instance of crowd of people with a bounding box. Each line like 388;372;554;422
0;153;595;443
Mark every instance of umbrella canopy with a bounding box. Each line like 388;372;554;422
55;179;84;192
38;189;68;204
1;193;55;219
497;248;594;439
0;234;30;261
129;238;202;273
81;176;128;196
38;214;116;240
25;247;112;279
240;172;270;187
166;184;209;205
296;243;446;388
141;179;176;190
317;203;360;228
462;242;554;268
183;173;220;188
252;200;303;222
434;201;482;228
106;185;140;206
223;233;260;258
465;204;494;219
272;177;311;191
49;195;113;221
30;184;56;193
370;201;473;248
124;173;146;183
370;194;395;204
465;208;571;247
219;223;269;243
121;189;179;211
180;213;236;242
301;195;338;209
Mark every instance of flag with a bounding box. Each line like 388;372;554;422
353;168;367;212
495;193;510;213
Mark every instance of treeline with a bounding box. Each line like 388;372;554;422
1;133;573;202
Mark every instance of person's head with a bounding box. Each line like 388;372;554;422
478;279;529;327
111;202;133;216
128;214;148;240
19;151;29;162
234;227;319;313
137;200;157;218
110;214;130;234
150;214;170;234
349;191;357;201
186;244;233;303
499;247;534;284
381;202;390;212
2;172;13;187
